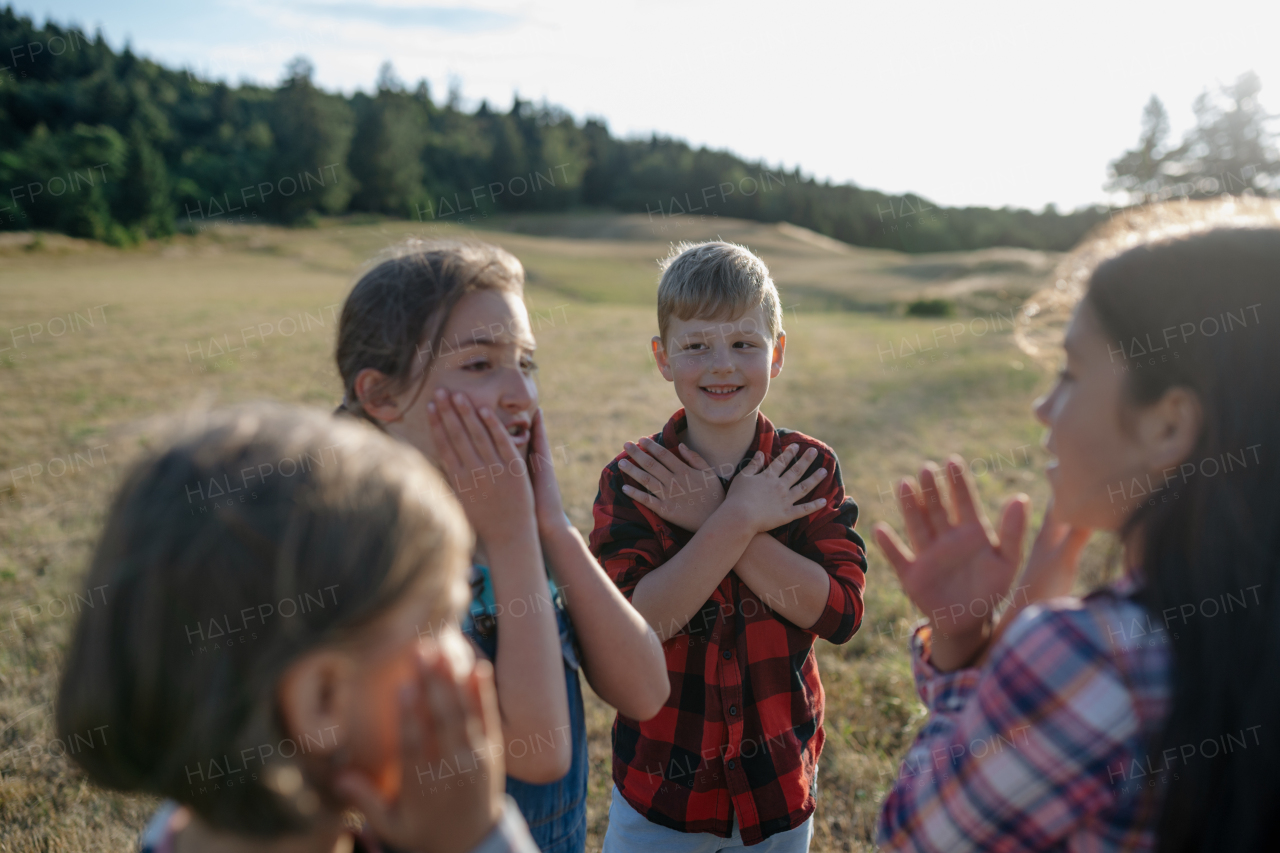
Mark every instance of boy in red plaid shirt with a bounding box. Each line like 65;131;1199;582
589;241;868;851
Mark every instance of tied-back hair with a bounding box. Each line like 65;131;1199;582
1022;199;1280;851
56;403;471;836
334;239;525;429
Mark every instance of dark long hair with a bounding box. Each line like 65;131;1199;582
1083;222;1279;851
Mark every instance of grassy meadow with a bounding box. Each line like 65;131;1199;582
0;213;1113;852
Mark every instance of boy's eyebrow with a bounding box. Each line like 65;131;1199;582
677;324;767;339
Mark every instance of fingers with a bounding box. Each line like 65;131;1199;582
872;522;915;579
677;442;713;472
782;496;826;522
764;443;801;477
468;659;500;748
423;647;472;771
426;399;466;480
639;437;685;473
897;478;934;553
789;466;827;501
452;392;501;462
529;408;555;478
477;406;519;465
622;441;670;484
945;456;983;528
1060;527;1092;569
471;658;506;804
621;483;663;511
434;389;486;473
618;458;665;498
996;494;1030;564
918;464;953;533
779;446;819;487
742;450;765;475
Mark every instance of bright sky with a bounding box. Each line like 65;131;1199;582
13;0;1280;211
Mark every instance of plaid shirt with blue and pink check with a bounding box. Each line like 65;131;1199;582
878;571;1173;852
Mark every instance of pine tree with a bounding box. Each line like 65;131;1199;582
266;57;355;223
1106;96;1176;205
348;63;427;216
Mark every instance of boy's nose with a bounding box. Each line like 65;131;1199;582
709;347;734;372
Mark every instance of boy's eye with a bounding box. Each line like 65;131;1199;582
462;359;491;371
521;358;538;374
733;341;755;349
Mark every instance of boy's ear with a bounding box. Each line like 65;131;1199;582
353;368;402;424
651;336;674;381
770;332;786;379
278;649;350;759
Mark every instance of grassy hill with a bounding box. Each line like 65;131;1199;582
0;215;1110;852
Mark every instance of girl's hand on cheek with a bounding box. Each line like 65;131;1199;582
335;649;505;853
426;389;537;548
529;408;570;535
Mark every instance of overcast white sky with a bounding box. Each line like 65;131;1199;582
14;0;1280;211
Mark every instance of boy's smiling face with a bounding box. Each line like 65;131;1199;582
652;305;784;430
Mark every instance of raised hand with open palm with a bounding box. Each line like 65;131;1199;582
873;457;1030;671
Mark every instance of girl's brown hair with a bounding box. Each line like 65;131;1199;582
335;239;525;428
56;403;470;836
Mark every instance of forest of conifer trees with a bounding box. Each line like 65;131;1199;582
2;7;1273;252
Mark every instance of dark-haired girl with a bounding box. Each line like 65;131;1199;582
874;202;1279;852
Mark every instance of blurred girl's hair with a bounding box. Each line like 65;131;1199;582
334;239;525;429
57;403;470;836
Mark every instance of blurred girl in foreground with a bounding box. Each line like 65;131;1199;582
58;404;539;853
874;200;1279;851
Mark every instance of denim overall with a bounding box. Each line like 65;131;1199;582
463;563;588;853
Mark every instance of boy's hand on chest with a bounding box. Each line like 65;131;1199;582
618;437;726;531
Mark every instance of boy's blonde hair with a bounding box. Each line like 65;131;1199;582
656;241;783;346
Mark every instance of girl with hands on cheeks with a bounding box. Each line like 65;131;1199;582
335;241;668;853
873;206;1280;852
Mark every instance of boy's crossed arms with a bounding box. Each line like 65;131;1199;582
619;438;828;638
596;426;866;645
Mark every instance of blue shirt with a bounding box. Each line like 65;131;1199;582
463;562;588;853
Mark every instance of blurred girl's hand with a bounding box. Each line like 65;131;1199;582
873;457;1029;672
983;499;1092;658
336;648;505;853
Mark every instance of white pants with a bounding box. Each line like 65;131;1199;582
602;786;814;853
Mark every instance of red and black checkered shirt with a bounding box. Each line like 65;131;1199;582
588;408;868;845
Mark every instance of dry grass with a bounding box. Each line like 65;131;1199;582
0;215;1111;852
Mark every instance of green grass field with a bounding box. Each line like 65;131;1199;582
0;214;1112;852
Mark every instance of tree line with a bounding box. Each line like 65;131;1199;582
1;8;1274;252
